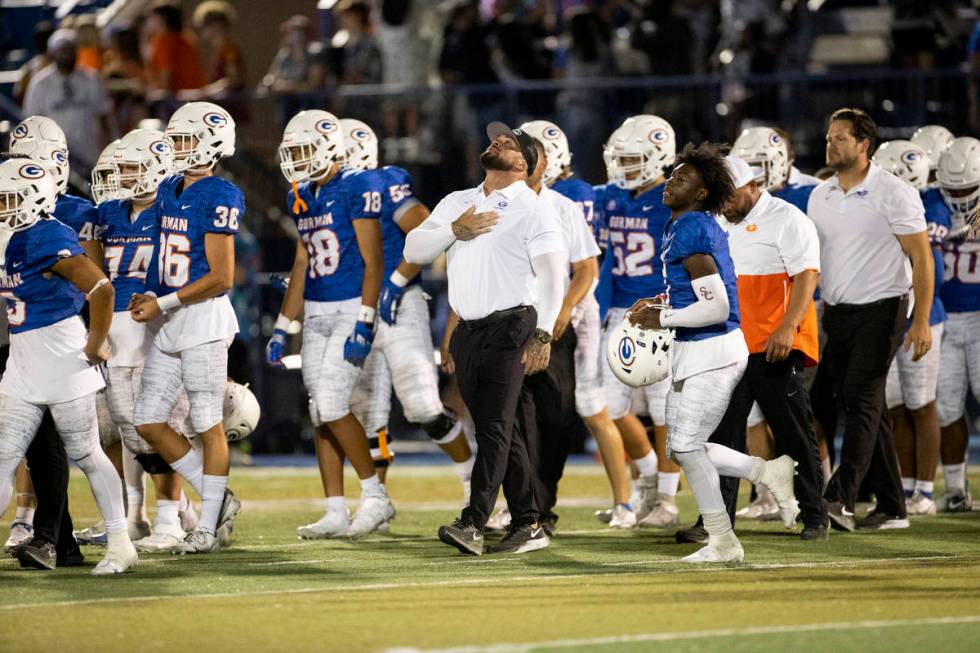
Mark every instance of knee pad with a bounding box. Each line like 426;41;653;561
121;424;157;456
135;453;175;475
368;428;394;468
62;430;97;462
421;412;462;445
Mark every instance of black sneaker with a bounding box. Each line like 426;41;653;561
438;518;484;556
17;539;57;570
674;525;708;544
57;543;85;567
800;524;829;541
857;511;910;530
541;515;558;538
486;524;550;554
827;501;855;532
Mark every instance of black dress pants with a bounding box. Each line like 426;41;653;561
710;352;827;528
821;296;908;517
452;306;539;530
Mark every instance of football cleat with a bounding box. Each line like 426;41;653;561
92;533;138;574
4;520;34;555
594;508;614;524
735;489;780;520
638;500;679;528
73;522;108;546
179;499;199;533
484;506;512;534
905;491;937;516
134;523;186;553
608;504;637;529
681;531;744;564
937;486;973;513
347;495;395;539
632;476;659;521
128;517;152;542
170;528;220;555
297;509;350;540
760;455;800;528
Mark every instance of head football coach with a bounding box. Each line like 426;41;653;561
404;122;566;555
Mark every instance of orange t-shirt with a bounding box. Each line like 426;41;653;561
150;31;206;91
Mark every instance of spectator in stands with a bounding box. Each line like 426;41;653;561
379;0;420;140
14;20;55;103
145;0;206;107
74;14;103;73
260;15;321;132
23;28;111;176
192;0;248;119
102;23;149;134
968;11;980;133
335;0;383;120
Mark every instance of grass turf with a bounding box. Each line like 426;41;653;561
1;465;979;653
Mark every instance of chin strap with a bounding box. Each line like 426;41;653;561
291;179;308;215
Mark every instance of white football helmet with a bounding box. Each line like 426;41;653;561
9;115;68;151
223;381;261;442
165;101;236;173
340;118;378;171
113;129;174;201
0;158;57;232
937;137;980;237
604;115;675;190
279;110;345;183
605;307;672;388
910;125;954;172
91;139;121;204
732;126;790;191
519;120;571;186
872;140;930;190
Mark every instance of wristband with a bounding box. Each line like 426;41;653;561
390;270;411;288
157;292;183;313
358;305;376;324
86;277;111;301
274;314;292;332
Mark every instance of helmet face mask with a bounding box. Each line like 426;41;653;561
91;139;122;204
340;119;378;171
872;140;930;190
0;160;57;233
732;127;789;191
937;136;980;237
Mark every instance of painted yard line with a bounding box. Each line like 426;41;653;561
246;558;345;567
0;553;973;612
426;557;522;566
599;554;954;568
380;615;980;653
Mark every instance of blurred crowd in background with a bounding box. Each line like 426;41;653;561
3;0;980;457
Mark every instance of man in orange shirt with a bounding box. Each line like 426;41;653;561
146;1;206;97
680;155;828;542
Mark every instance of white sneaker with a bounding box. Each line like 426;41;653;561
134;522;186;553
92;532;138;575
128;518;152;541
937;487;973;513
638;500;679;528
347;495;395;539
297;509;350;540
906;491;937;516
4;520;33;554
608;504;637;529
179;500;199;533
218;489;241;532
485;507;512;533
170;528;220;554
632;476;659;521
735;490;780;521
73;522;108;546
760;455;800;528
681;531;744;563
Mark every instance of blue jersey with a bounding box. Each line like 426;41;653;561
596;183;671;308
0;218;85;334
553;177;602;244
376;165;421;287
155;175;244;297
288;170;375;302
53;193;98;239
96;199;159;312
661;211;740;342
772;183;815;213
922;189;950;326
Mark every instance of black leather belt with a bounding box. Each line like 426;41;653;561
459;305;530;330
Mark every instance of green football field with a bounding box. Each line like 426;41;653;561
2;464;979;653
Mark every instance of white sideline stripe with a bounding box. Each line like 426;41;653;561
381;615;980;653
0;553;969;611
246;558;345;567
599;554;950;568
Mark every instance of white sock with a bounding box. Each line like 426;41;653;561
75;448;127;534
702;509;733;537
14;505;35;524
359;474;386;498
123;446;147;521
914;480;935;498
658;471;680;497
199;474;228;534
705;443;765;483
170;449;205;495
454;455;475;484
156;499;180;528
821;457;832;489
902;477;915;496
326;496;347;513
943;463;967;493
633;451;658;478
178;490;191;513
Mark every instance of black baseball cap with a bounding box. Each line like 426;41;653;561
486;121;538;175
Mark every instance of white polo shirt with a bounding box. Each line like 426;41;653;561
540;186;600;275
807;164;926;306
417;180;565;321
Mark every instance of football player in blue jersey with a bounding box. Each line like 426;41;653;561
342;118;476;500
539;122;603;247
592;115;680;528
267;110;394;539
90;139;122;205
128;102;244;554
935;136;980;513
873;140;949;516
629;142;798;562
91;129;203;551
0;158;138;574
911;125;955;189
733;126;816;213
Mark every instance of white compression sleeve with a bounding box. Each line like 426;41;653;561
532;250;566;334
660;273;729;329
403;219;456;264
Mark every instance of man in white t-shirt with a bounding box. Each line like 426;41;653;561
808;108;934;532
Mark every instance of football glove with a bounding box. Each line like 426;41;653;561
266;329;287;367
378;278;406;325
343;320;375;367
